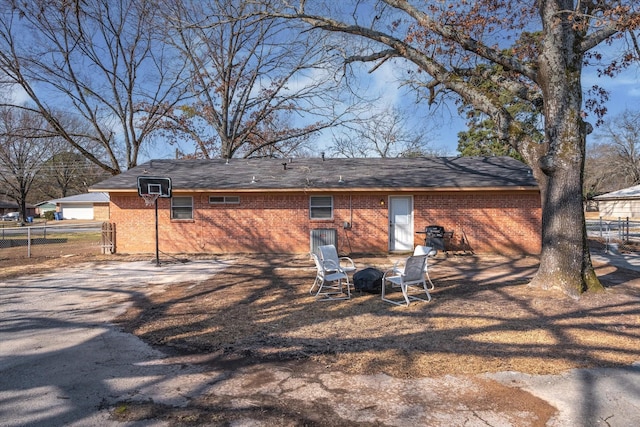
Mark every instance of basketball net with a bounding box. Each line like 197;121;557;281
141;193;160;206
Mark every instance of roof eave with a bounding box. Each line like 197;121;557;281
594;196;640;201
92;186;540;193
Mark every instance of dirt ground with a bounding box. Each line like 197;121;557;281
2;242;639;425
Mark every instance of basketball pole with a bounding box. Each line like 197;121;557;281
155;197;160;267
137;175;171;267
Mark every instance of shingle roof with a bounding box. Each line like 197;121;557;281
0;200;19;209
0;200;35;209
49;192;110;204
594;184;640;200
90;156;538;193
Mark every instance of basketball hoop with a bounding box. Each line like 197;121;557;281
141;193;160;206
137;175;172;267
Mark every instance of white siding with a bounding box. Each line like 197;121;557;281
598;200;640;219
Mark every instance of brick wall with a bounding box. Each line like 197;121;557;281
93;202;110;221
109;189;541;255
413;191;541;254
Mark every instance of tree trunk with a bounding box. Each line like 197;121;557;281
531;156;602;296
529;0;603;295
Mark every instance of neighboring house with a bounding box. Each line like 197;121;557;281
594;184;640;219
0;199;19;216
89;157;542;256
49;193;110;220
34;201;56;217
0;199;36;218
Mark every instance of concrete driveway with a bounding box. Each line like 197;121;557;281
1;259;639;426
0;260;228;426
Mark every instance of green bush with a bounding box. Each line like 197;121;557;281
44;210;56;221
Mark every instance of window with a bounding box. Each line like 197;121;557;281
209;195;240;204
171;196;193;220
310;196;333;219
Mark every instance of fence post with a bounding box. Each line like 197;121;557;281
626;217;629;242
599;217;603;238
27;226;31;258
617;217;622;241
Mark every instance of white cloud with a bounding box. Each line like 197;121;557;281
1;84;31;105
628;87;640;98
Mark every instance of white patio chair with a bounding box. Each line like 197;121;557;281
318;244;356;274
310;253;352;301
382;254;431;306
391;245;437;290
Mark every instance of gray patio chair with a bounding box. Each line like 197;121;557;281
310;253;352;301
382;254;431;306
391;245;437;290
318;244;356;274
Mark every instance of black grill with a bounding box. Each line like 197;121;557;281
425;225;445;238
424;225;446;251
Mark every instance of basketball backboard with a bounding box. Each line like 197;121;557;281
137;176;172;198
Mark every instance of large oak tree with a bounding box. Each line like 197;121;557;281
274;0;640;296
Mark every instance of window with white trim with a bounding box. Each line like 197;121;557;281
171;196;193;219
209;195;240;204
310;196;333;219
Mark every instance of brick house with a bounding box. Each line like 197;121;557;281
89;156;541;255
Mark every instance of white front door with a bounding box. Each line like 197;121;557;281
389;196;413;252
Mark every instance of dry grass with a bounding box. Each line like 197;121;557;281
108;252;640;378
3;246;637;425
5;248;640;427
2;244;638;378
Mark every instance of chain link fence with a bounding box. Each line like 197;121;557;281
587;217;640;254
2;218;637;262
0;221;105;261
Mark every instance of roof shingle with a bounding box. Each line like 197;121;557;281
90;156;538;192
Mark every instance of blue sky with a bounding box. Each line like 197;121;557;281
583;65;640;121
5;52;638;160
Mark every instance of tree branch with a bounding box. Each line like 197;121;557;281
381;0;539;82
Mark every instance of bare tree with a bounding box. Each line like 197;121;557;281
330;106;440;158
154;0;350;159
33;151;110;200
594;109;640;187
584;109;640;209
0;107;57;221
0;0;189;174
